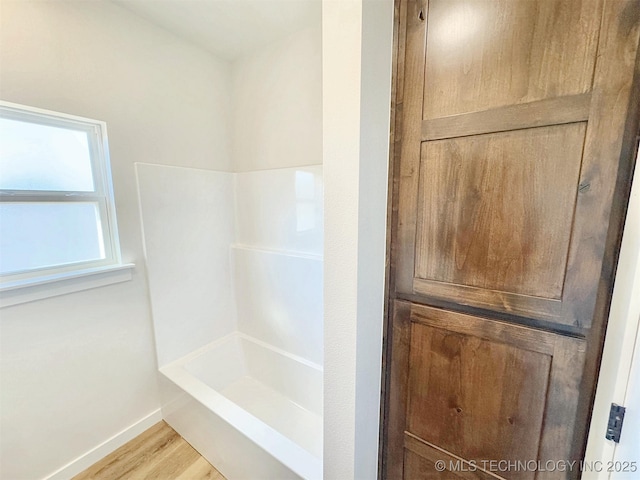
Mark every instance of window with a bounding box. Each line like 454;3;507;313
0;101;127;294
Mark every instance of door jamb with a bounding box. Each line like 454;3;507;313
583;145;640;479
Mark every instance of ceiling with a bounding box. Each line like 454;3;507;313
113;0;321;61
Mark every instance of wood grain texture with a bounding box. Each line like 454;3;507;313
378;0;405;475
407;322;550;480
386;0;408;298
421;94;591;141
73;421;225;480
412;279;563;323
422;0;602;119
537;336;587;479
383;300;413;480
561;0;640;329
394;0;428;294
406;304;586;480
382;0;640;478
391;0;640;324
380;0;411;475
404;434;502;480
415;123;586;300
409;304;559;355
573;9;640;469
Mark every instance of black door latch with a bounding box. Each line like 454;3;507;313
605;403;626;443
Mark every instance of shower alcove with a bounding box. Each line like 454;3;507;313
132;2;323;477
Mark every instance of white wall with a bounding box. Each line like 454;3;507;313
231;24;323;172
137;164;324;370
354;1;394;477
323;3;362;473
234;166;324;364
0;1;232;478
0;1;390;479
136;164;237;367
230;25;324;366
235;167;324;255
323;0;394;478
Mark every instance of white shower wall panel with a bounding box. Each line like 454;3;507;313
232;246;323;365
135;163;237;367
234;166;323;256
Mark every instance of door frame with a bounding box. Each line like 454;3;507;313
584;144;640;479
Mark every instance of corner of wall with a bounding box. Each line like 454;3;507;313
323;0;394;478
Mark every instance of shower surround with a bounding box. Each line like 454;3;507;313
135;163;323;479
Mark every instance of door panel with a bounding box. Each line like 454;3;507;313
384;0;640;478
393;0;640;327
404;435;498;480
422;0;602;120
407;323;551;467
395;301;585;480
415;123;586;300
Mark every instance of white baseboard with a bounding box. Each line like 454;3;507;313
44;408;163;480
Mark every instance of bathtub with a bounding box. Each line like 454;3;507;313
158;332;323;480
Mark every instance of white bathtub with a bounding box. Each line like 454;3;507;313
158;332;323;480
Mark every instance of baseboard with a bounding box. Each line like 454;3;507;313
44;408;163;480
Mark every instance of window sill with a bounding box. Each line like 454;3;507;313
0;263;135;308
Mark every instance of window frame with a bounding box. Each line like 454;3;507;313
0;100;124;284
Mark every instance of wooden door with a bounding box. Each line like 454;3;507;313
383;0;640;479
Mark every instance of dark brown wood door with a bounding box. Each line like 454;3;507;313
383;0;640;479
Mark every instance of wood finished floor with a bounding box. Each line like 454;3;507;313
73;421;225;480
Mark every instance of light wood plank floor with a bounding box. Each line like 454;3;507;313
73;421;225;480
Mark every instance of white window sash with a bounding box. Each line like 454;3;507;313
0;101;123;283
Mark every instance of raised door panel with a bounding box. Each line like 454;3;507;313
393;0;640;328
407;322;550;468
412;116;590;324
390;301;586;480
404;436;498;480
422;0;602;119
415;124;585;304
